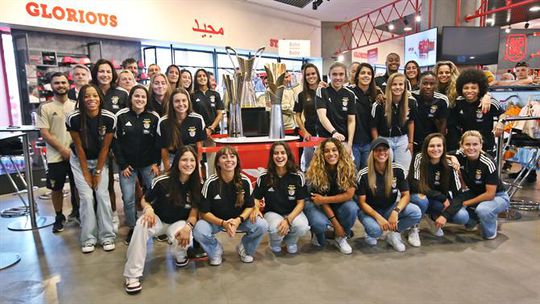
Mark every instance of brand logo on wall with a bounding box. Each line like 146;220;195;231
504;34;527;62
25;2;118;28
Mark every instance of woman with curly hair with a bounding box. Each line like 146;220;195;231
357;138;421;252
193;146;268;265
304;138;358;254
251;142;309;254
455;69;505;154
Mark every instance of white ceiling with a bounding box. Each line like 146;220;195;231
244;0;392;22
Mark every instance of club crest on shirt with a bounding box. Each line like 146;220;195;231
143;119;151;129
392;177;397;189
188;126;196;137
287;184;296;199
476;109;483;121
210;95;216;107
434;171;441;185
475;169;482;182
111;96;119;105
99;125;107;136
341;97;349;111
429;105;437;116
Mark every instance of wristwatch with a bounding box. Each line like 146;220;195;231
393;207;401;213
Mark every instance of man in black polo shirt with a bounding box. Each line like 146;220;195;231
316;62;356;151
411;71;449;152
375;53;401;92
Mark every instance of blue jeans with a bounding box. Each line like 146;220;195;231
70;154;115;245
193;217;268;258
352;143;370;170
264;211;310;247
358;203;421;238
381;135;412;176
303;200;359;245
410;193;469;224
119;165;155;228
464;191;510;238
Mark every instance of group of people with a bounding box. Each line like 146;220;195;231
35;53;528;295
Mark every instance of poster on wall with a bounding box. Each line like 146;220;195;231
497;29;540;70
367;48;378;65
404;27;437;67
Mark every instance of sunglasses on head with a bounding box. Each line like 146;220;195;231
515;62;528;68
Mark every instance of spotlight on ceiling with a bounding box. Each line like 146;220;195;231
530;6;540;12
505;26;511;33
525;22;530;29
415;15;421;22
388;23;395;31
404;26;413;31
312;0;323;10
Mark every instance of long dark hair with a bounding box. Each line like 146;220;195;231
266;142;298;188
215;146;245;208
127;85;150;112
180;69;193;93
193;68;210;92
76;84;105;151
168;146;202;207
353;62;378;100
166;64;181;89
405;60;421;85
91;59;118;88
419;133;450;194
164;88;193;151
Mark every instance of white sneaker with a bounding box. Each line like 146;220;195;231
112;212;119;234
484;220;498;240
386;232;406;252
333;237;352;255
102;241;115;251
425;216;444;237
407;226;421;247
365;235;378;246
125;277;142;294
81;243;95;253
209;244;223;266
269;245;282;253
311;233;322;247
286;244;298;254
175;256;189;267
237;243;254;263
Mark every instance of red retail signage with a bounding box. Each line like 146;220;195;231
25;1;118;27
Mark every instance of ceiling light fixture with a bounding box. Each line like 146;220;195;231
388;23;395;31
530;6;540;12
337;54;344;62
404;26;412;31
415;15;421;22
505;26;511;33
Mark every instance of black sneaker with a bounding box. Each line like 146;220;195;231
67;211;80;225
52;214;66;233
187;245;208;259
526;170;537;183
155;234;168;242
125;228;134;245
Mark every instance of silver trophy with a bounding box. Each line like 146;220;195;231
264;63;287;139
224;46;264;137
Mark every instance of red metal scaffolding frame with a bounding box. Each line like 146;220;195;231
334;0;422;54
459;0;539;25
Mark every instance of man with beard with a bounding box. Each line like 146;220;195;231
411;71;449;152
375;53;401;92
37;72;79;232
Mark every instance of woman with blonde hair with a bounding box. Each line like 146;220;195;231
357;137;421;252
148;73;171;116
370;72;416;175
304;138;358;254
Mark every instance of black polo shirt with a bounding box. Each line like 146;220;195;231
370;97;416;137
374;73;390;92
455;97;504;152
315;85;356;139
356;163;409;210
199;174;254;220
408;153;461;201
411;91;449;146
294;89;318;135
102;87;128;114
157;113;207;153
191;90;224;132
66;109;116;160
149;95;166;117
145;175;194;224
350;86;374;145
253;171;307;215
454;150;505;195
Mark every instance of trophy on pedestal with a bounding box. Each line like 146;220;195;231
264;63;287;139
223;46;264;137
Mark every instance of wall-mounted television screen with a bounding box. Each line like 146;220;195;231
404;27;437;67
440;26;500;65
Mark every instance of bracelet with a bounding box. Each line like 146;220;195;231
238;215;245;223
285;217;291;225
186;222;194;229
328;215;336;221
331;130;338;135
220;219;225;227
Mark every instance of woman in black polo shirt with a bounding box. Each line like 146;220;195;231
304;138;358;255
180;69;193;93
166;65;181;89
294;63;321;171
357;137;421;252
407;133;468;245
405;60;420;91
351;63;377;170
193;146;268;265
148;73;171;117
157;88;206;170
191;68;224;136
123;146;200;294
66;84;117;253
251;142;309;254
452;130;509;240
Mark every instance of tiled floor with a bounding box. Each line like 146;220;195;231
0;175;539;304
